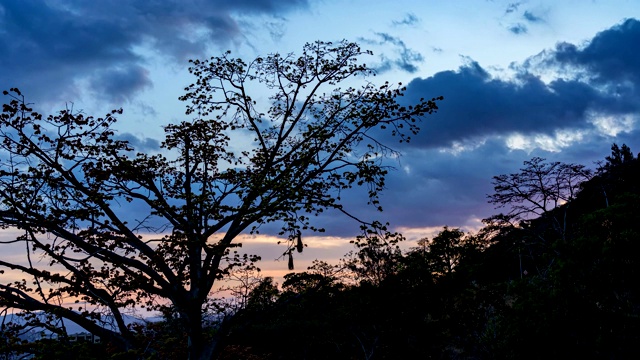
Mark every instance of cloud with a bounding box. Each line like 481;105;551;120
523;10;544;23
505;2;523;14
392;13;420;27
371;128;640;234
359;32;424;74
501;3;546;35
380;140;514;227
262;17;288;41
0;0;310;105
545;18;640;88
89;66;153;104
399;62;612;149
509;23;528;34
211;17;640;237
343;18;640;234
393;19;640;151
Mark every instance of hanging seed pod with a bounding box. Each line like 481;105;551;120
296;231;303;253
288;251;294;270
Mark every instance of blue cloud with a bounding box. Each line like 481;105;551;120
505;2;522;14
359;32;425;74
397;60;635;150
392;13;421;27
523;10;544;23
549;18;640;87
269;17;640;235
509;23;528;34
0;0;310;105
89;66;153;105
390;19;640;151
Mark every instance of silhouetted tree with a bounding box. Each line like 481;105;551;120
0;40;441;359
488;157;592;241
592;143;639;207
472;149;640;358
343;224;404;285
604;143;634;169
426;226;466;276
246;277;279;312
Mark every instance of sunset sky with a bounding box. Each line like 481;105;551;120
2;0;640;273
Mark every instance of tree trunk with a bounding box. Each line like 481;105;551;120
188;333;215;360
183;302;216;360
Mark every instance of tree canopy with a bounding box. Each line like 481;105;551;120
0;41;441;359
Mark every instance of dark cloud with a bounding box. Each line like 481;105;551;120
0;0;309;105
502;4;545;34
399;61;619;149
505;2;522;14
303;18;640;236
392;13;420;27
509;23;528;34
391;19;640;150
374;130;640;233
547;18;640;88
89;66;153;104
359;33;424;74
342;18;640;233
281;130;640;237
523;10;544;23
379;140;520;229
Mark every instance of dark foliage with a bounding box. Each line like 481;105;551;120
210;144;640;359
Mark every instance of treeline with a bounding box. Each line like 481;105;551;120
3;144;639;359
216;143;640;359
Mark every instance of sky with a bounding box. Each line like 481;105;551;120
2;0;640;273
